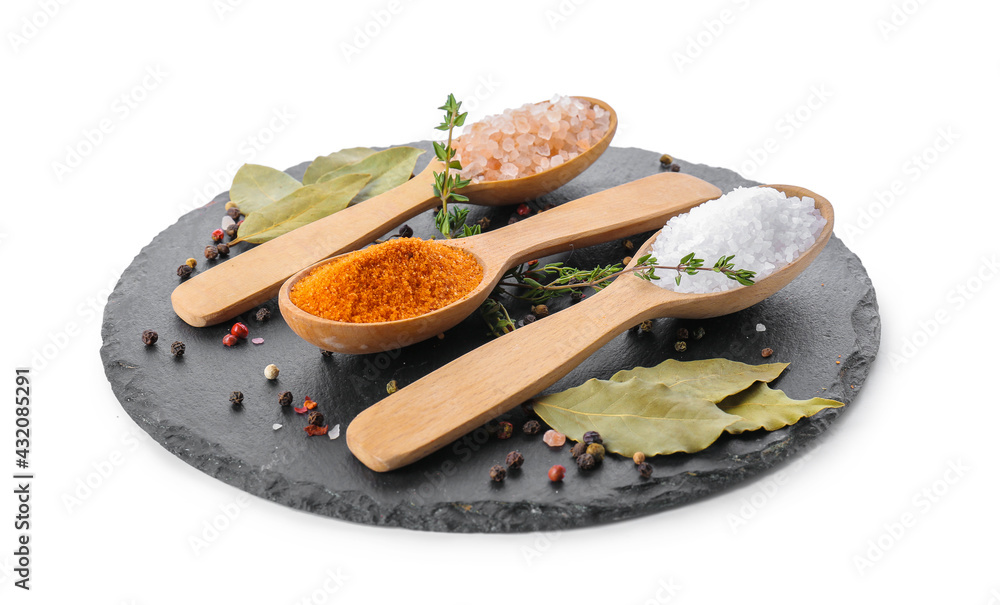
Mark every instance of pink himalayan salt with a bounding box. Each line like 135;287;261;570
542;429;566;447
453;95;611;184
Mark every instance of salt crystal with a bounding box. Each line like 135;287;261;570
329;424;341;440
252;337;264;345
756;323;766;332
222;215;235;230
542;429;566;447
272;424;282;430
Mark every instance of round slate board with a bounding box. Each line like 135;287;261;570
101;143;880;533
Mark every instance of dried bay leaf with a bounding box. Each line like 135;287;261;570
303;147;377;185
229;164;302;214
534;358;842;458
234;173;372;244
534;378;739;457
719;382;843;434
315;146;424;202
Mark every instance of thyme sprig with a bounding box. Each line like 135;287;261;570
432;94;477;238
499;253;756;303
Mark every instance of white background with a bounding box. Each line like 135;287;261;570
3;0;998;602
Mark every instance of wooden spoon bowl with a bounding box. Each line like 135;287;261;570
171;96;617;328
346;185;835;472
278;172;723;354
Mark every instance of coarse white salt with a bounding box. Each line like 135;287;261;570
453;94;611;184
649;187;826;294
756;323;766;332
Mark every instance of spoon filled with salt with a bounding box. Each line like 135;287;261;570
278;172;723;354
172;96;617;327
345;185;835;472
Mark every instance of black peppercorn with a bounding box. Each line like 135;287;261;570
204;245;219;260
693;326;705;340
216;243;230;257
489;464;506;482
170;341;185;356
531;304;549;318
141;330;158;346
229;391;244;406
476;217;491;230
570;442;588;459
675;341;688;352
307;411;325;427
321;349;334;357
177;264;193;279
583;430;602;445
638;461;654;479
676;327;690;340
227;207;241;221
586;443;605;463
505;450;524;469
522;420;541;435
522;314;537;325
225;226;238;240
570;291;583;303
398;224;414;238
670;164;680;172
576;453;596;470
507;215;519;225
255;308;271;322
278;391;293;406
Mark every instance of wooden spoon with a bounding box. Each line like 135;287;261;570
278;172;723;354
346;185;835;472
171;96;618;327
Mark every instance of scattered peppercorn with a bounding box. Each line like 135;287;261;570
185;258;198;269
222;334;238;347
623;256;633;265
398;224;414;238
570;442;588;459
476;217;491;230
170;341;185;356
507;215;520;225
583;430;602;445
386;380;398;395
216;243;230;257
586;443;605;463
570;291;584;303
204;245;219;260
676;327;690;339
762;347;774;358
321;349;334;357
141;329;158;346
227;207;242;221
225;226;238;240
576;453;596;470
231;322;249;339
211;229;225;243
255;308;271;322
633;452;646;465
490;465;506;482
307;411;325;427
522;420;541;435
639;320;653;333
505;450;524;469
497;421;513;440
693;326;705;340
659;153;674;166
548;465;566;482
522;314;537;325
531;304;549;318
638;462;654;479
674;341;688;352
670;164;681;172
278;391;293;406
264;364;279;380
229;391;244;406
177;264;193;279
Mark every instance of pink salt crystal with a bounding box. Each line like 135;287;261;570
543;430;566;447
251;337;264;345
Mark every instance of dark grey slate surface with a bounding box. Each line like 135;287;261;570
100;143;880;533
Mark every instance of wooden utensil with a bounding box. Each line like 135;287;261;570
278;172;723;354
171;97;617;327
346;185;835;472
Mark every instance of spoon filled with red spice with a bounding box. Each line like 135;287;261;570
346;185;835;472
171;96;617;328
278;172;723;353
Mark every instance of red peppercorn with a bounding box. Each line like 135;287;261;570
211;229;225;243
548;464;566;482
231;322;249;339
222;334;238;347
516;203;531;216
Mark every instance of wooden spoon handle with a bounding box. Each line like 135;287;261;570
469;173;721;267
346;281;659;472
171;169;439;327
